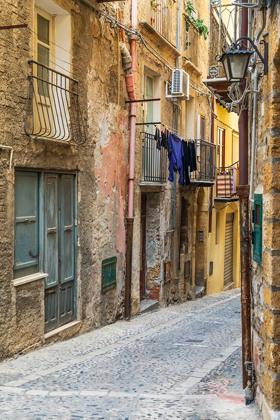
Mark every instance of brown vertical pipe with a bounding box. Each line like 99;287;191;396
237;184;251;389
209;95;215;233
239;104;248;185
124;0;137;320
125;217;134;319
237;0;251;391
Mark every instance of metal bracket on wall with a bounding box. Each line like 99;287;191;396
0;145;13;169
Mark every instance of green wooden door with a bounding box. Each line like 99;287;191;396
14;171;39;279
44;173;75;332
253;194;263;265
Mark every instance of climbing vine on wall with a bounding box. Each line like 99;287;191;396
185;1;209;47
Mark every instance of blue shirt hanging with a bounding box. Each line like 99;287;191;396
168;133;184;186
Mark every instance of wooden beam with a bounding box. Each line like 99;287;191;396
125;98;161;104
0;24;28;30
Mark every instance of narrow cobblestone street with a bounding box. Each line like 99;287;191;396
0;289;261;419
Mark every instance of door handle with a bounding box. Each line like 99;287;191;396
49;228;56;234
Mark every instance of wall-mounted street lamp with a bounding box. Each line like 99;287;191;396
217;35;268;82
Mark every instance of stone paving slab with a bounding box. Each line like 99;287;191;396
0;289;262;419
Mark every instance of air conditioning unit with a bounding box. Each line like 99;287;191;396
165;69;190;100
171;69;190;99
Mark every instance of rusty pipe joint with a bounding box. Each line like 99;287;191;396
244;361;254;405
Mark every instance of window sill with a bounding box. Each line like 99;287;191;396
13;272;48;287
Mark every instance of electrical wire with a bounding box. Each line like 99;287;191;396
0;6;213;116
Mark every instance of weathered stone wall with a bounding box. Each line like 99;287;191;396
250;3;280;418
0;0;130;358
0;0;213;360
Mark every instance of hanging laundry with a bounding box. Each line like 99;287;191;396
188;141;197;172
154;127;161;150
168;132;184;186
182;141;190;185
161;129;168;151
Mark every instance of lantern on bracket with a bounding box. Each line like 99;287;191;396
217;35;269;83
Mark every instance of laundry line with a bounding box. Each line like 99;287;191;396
136;121;187;139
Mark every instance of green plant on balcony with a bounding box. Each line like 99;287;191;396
150;0;160;10
185;1;209;47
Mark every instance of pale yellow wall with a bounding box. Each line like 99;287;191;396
214;103;239;168
207;203;240;294
207;102;240;294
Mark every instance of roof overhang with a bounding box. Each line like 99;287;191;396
203;77;233;108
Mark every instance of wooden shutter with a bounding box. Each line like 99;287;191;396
60;174;75;284
145;75;154;134
14;171;39;274
253;194;263;265
224;213;234;288
44;173;59;288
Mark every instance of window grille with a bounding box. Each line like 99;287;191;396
24;60;86;144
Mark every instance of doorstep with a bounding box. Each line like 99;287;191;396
44;321;82;344
224;281;235;291
140;299;158;314
195;286;205;298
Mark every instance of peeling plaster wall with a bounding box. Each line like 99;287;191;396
0;0;130;359
0;0;214;359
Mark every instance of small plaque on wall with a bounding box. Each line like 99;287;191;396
102;257;117;293
164;260;171;283
198;231;204;242
184;261;190;279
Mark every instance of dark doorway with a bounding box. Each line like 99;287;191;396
140;194;147;300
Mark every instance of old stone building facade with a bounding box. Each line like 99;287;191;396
249;2;280;419
0;0;231;361
206;0;280;418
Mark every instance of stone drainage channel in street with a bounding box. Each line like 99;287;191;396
0;289;261;419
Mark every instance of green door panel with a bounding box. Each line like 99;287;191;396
60;175;75;284
253;194;263;265
44;173;59;288
14;171;38;272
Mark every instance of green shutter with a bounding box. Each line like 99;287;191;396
253;194;263;265
44;173;59;288
102;257;117;293
60;174;75;284
14;171;39;274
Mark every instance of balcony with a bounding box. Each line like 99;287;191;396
141;132;168;184
215;162;239;202
188;139;216;187
24;60;86;144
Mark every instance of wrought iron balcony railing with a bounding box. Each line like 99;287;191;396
189;139;216;186
141;131;168;183
24;60;86;144
216;162;239;200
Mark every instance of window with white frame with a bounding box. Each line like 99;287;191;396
217;126;225;168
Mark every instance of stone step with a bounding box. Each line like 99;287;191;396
140;299;159;314
195;286;205;299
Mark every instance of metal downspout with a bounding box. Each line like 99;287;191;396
172;0;181;273
236;0;252;394
125;0;137;320
249;9;266;203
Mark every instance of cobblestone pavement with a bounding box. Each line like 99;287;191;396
0;289;262;419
